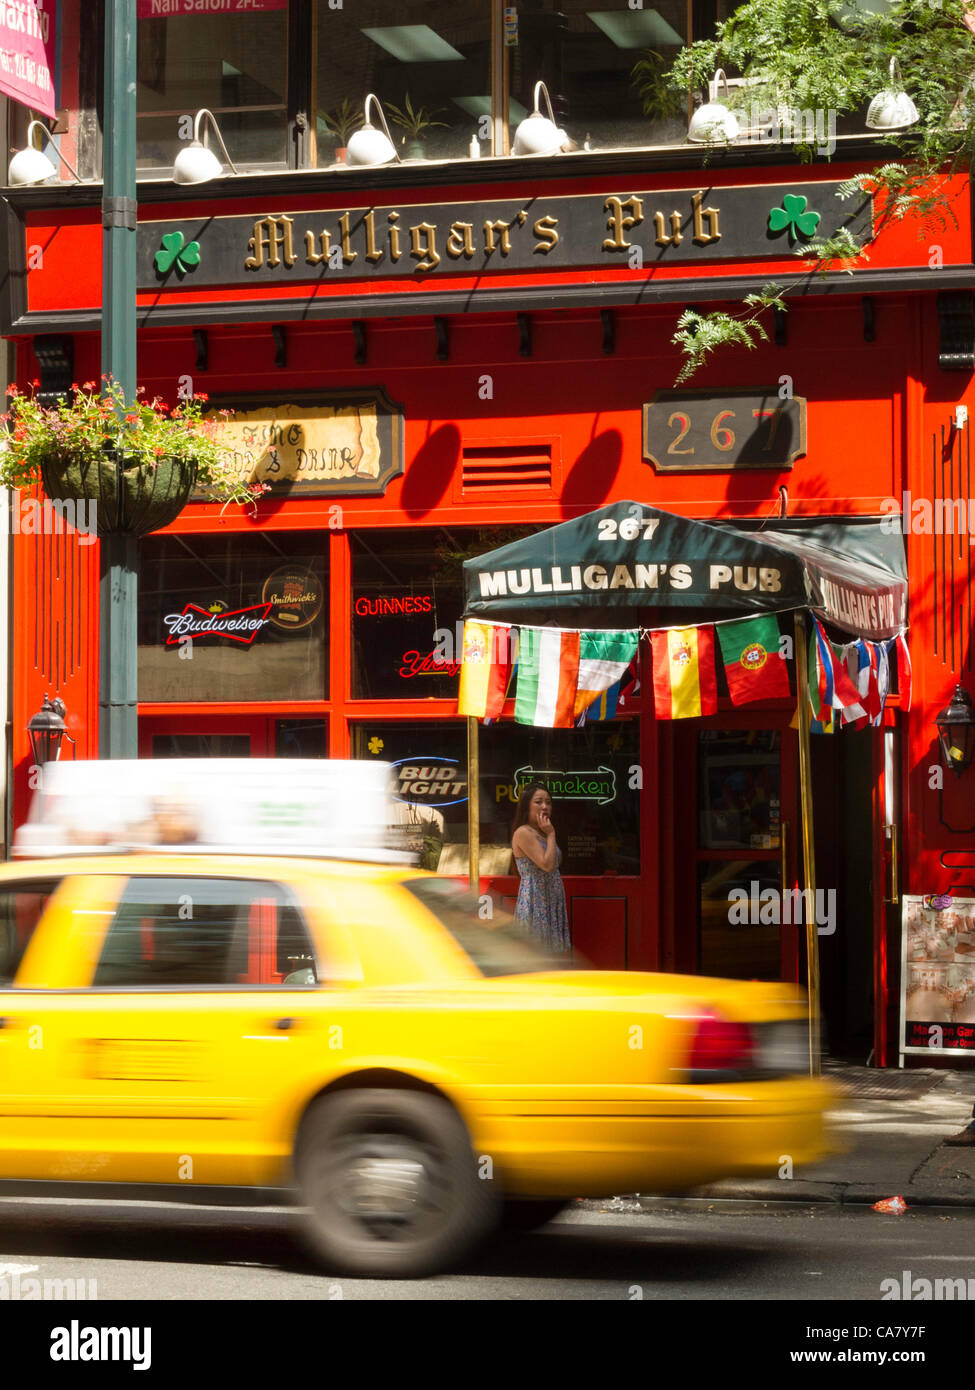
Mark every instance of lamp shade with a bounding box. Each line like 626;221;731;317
688;71;740;144
935;685;975;776
7;120;81;187
866;57;919;131
8;144;58;186
27;695;67;767
171;110;238;185
346;94;399;167
173;140;224;185
512;81;568;156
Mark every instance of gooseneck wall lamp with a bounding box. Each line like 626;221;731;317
172;108;239;184
8;120;81;186
345;94;400;167
687;71;740;144
27;695;67;767
936;685;975;777
512;81;569;156
866;57;920;132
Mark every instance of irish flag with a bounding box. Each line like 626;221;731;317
651;626;717;719
515;627;580;727
457;621;515;719
574;630;640;718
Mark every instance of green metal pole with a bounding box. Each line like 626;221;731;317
99;0;138;759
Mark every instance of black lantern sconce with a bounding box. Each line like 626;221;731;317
27;694;67;767
936;685;975;777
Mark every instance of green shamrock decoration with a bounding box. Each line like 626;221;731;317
154;230;202;276
767;195;821;244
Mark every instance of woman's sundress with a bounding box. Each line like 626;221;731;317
514;835;570;953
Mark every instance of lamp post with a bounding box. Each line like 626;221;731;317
100;0;138;759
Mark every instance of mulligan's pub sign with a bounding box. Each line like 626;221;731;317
139;180;871;288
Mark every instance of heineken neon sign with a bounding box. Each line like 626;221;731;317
513;765;617;806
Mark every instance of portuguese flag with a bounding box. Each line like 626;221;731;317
717;615;790;706
651;625;717;719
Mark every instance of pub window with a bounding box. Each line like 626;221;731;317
352;718;640;878
350;525;537;700
313;1;493;165
138;532;328;703
136;5;289;175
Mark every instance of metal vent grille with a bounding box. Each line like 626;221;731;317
461;442;552;492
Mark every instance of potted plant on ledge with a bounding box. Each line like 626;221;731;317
386;93;448;160
1;378;261;537
319;98;364;163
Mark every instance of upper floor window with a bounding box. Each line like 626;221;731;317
137;3;289;174
313;1;492;166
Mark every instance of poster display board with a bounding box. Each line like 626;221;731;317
900;895;975;1058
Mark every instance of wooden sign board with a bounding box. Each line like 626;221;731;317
201;388;404;498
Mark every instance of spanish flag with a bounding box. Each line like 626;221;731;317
457;621;515;719
651;625;718;719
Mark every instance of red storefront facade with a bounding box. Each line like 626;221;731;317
3;18;975;1063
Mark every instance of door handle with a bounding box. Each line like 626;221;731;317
273;1017;297;1031
884;823;899;904
780;820;788;893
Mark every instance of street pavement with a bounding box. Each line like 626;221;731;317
630;1062;975;1213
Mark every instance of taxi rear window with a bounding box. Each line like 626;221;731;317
0;880;60;985
402;878;573;978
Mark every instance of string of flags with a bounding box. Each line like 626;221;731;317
456;614;911;729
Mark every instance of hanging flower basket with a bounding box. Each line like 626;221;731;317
39;451;197;538
1;378;263;538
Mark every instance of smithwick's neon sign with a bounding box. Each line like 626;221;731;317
164;603;272;645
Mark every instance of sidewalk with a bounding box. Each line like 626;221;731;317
624;1064;975;1214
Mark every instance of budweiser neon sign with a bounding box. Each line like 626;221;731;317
164;603;272;644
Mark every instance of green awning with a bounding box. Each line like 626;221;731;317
462;501;907;641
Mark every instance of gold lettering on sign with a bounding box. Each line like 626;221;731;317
387;211;402;261
208;402;383;489
338;211;357;264
654;211;684;247
246;214;297;269
446;221;476;258
603;196;644;250
410;222;441;271
533;215;559;254
483;219;515;255
691;191;721;244
304;229;332;264
364;209;384;264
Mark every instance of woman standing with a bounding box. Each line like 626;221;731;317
511;782;570;954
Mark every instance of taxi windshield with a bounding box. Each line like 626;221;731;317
402;877;579;978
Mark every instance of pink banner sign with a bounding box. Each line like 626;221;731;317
137;0;287;15
0;0;56;119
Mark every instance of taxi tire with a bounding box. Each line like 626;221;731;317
295;1088;498;1278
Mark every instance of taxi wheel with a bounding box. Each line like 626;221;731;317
499;1198;570;1234
295;1088;498;1278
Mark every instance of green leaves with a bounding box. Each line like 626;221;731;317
768;194;821;242
672;284;786;385
154;230;202;277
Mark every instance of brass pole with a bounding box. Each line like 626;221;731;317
794;612;821;1076
467;715;480;895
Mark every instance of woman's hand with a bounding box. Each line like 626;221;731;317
538;808;555;836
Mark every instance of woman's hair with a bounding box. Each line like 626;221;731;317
512;782;550;836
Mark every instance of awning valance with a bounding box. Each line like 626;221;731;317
462;501;907;642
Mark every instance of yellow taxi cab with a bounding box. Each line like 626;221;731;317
0;851;833;1277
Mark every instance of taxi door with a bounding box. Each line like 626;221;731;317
1;868;353;1188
